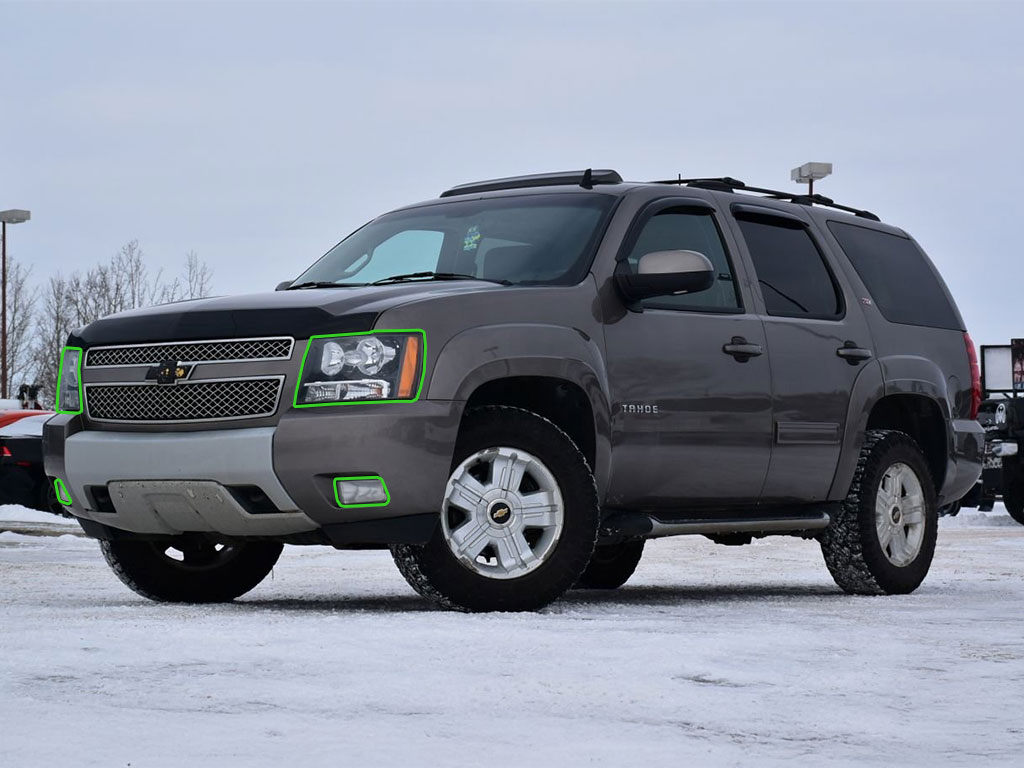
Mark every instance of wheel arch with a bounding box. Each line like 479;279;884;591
426;324;612;495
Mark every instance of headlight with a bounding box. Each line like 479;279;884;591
294;330;425;406
56;346;84;414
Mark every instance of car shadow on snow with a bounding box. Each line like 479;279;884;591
224;583;844;615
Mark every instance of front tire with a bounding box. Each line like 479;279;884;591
1004;479;1024;525
575;540;645;590
820;430;937;595
391;406;599;612
101;537;283;602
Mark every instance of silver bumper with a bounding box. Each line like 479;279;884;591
62;428;316;536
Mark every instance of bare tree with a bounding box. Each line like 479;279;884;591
5;259;38;397
29;242;214;408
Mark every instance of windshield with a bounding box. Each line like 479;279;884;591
294;194;616;287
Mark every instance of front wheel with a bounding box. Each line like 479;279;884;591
820;429;937;595
101;537;283;602
391;406;599;612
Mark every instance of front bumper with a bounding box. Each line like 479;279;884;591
43;401;461;542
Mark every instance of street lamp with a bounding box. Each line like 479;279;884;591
790;162;833;196
0;208;31;400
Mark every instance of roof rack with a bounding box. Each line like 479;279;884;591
440;169;623;198
650;176;881;222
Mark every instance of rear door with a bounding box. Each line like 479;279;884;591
725;204;874;503
603;198;773;508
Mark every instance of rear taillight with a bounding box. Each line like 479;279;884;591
964;332;981;420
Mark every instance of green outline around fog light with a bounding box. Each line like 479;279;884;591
332;476;390;508
54;478;73;506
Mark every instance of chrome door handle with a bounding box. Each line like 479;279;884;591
722;337;764;362
837;340;873;365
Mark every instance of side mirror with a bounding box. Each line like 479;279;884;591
275;280;293;292
615;250;716;302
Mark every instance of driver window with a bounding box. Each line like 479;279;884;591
626;209;741;312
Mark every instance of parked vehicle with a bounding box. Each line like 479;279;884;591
0;410;61;515
957;343;1024;523
43;170;984;611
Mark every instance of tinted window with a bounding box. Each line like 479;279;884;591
625;209;740;311
828;221;961;330
736;216;841;318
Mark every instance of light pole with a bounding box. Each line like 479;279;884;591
0;209;31;400
790;162;833;196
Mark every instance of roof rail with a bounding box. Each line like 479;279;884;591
440;169;623;198
650;176;880;222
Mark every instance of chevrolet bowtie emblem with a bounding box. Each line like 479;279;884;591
149;360;191;384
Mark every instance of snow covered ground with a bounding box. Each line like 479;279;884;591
2;504;1023;767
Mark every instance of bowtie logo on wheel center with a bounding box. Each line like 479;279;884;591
487;500;513;525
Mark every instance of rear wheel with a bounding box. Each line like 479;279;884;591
575;540;645;590
391;406;599;612
820;430;937;595
1004;479;1024;525
101;536;283;602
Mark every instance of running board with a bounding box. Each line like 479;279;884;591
601;512;831;540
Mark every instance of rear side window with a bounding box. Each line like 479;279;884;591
828;221;961;330
735;216;842;318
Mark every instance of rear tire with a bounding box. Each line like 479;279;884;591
101;537;283;602
575;540;645;590
820;429;937;595
1004;480;1024;525
391;406;599;612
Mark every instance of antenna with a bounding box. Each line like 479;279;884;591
579;168;593;190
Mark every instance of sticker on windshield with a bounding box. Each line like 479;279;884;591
463;225;481;252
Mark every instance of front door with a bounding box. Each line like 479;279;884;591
603;199;773;509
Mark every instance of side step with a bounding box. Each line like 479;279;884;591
601;511;831;540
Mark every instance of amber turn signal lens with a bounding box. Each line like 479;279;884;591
397;336;421;399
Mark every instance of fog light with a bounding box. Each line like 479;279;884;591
333;476;390;508
54;478;73;506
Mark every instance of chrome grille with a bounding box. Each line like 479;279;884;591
86;337;293;367
85;377;284;423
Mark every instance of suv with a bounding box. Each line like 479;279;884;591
43;170;984;611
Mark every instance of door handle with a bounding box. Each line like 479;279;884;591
722;336;764;362
836;340;873;365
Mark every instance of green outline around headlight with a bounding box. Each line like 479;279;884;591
332;475;391;508
293;329;426;408
55;347;84;415
54;478;73;506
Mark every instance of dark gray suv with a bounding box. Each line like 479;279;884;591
43;170;984;611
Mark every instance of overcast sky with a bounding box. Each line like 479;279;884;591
2;0;1022;345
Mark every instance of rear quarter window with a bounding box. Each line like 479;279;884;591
827;221;962;330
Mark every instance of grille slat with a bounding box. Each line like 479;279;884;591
86;378;283;423
86;338;293;367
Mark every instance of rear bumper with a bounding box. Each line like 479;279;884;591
941;418;985;505
43;401;461;542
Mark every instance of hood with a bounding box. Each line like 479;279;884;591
70;281;505;346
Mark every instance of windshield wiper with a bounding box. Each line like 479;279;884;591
285;281;357;290
370;271;511;286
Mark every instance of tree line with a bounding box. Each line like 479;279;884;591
9;240;213;408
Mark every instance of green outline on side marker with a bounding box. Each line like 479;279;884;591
55;346;84;415
293;329;427;408
332;476;390;508
54;478;73;506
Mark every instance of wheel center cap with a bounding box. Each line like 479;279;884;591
891;506;902;525
488;500;514;525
